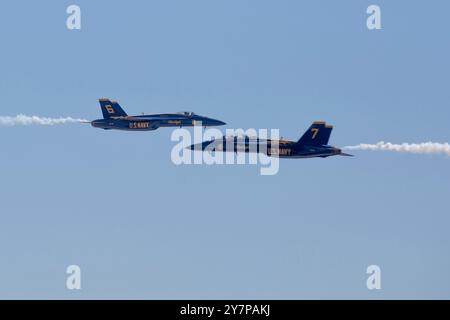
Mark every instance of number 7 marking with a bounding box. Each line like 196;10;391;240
311;128;319;139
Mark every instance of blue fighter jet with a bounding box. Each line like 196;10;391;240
188;121;353;158
90;98;226;131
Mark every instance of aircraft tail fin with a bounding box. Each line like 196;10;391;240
98;98;128;119
297;121;333;146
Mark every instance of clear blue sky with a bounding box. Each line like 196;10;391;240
0;0;449;299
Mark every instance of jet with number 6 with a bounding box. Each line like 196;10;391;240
90;98;226;131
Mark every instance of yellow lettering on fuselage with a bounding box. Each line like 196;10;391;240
129;122;150;129
269;148;291;156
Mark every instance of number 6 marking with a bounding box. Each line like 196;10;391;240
105;105;115;114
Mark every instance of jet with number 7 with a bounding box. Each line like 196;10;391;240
188;121;353;158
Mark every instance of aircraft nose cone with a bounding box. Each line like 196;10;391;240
186;143;200;150
210;118;226;126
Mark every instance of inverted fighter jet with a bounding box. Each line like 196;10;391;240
188;121;353;158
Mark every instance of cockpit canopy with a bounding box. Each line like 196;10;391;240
176;111;196;116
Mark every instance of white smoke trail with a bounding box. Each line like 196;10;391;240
343;141;450;157
0;114;88;126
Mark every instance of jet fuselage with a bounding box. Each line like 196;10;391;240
91;98;225;131
91;113;226;131
190;136;346;158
